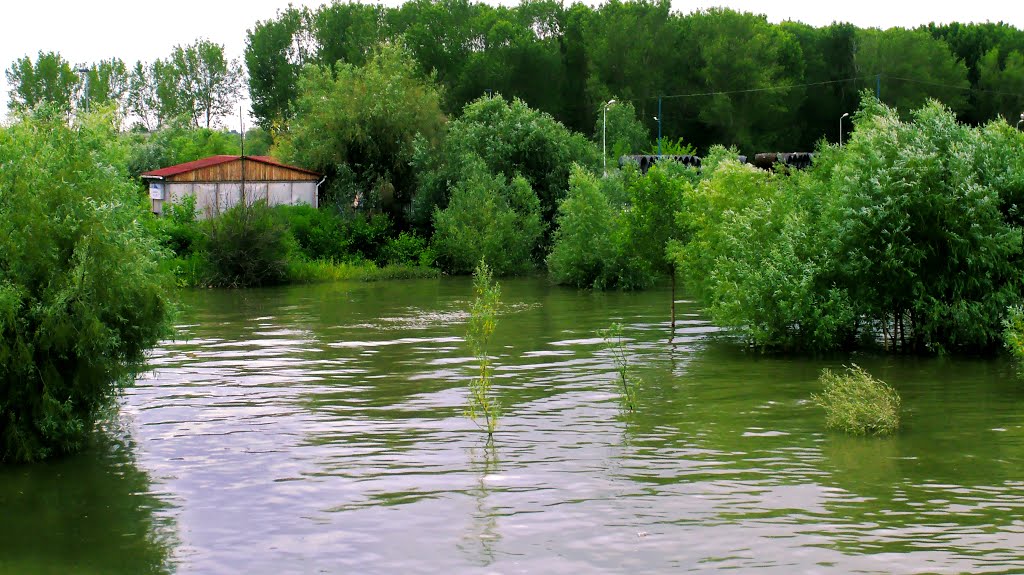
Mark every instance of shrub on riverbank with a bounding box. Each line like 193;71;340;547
670;96;1024;353
204;201;294;288
153;202;439;288
1003;305;1024;361
287;260;440;283
0;110;172;463
432;157;543;276
813;365;901;436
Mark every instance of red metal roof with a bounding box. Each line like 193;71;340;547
141;155;321;179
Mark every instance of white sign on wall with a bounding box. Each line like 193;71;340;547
149;182;164;200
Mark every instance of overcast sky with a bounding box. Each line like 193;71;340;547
3;0;1022;123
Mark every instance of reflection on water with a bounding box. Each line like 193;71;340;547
5;278;1024;574
458;444;501;567
0;415;175;574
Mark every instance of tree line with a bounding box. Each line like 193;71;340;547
245;0;1024;154
6;38;243;130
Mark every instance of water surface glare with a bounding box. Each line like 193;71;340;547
3;278;1024;574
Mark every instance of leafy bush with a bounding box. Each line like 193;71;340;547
1003;305;1024;360
203;201;294;288
412;95;600;231
648;137;697;156
0;110;172;462
276;204;351;262
812;365;901;436
378;232;433;267
287;259;440;283
275;205;393;264
593;100;650;161
671;98;1024;353
125;121;241;178
347;212;393;263
158;194;202;257
432;156;544;276
548;163;692;290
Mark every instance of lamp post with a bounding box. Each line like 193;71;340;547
839;112;849;147
654;116;662;157
603;99;616;176
75;67;90;113
1018;112;1023;131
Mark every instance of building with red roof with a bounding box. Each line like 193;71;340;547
141;156;323;217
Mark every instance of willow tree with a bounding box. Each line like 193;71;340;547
0;109;172;463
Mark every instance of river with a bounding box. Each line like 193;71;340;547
2;278;1024;574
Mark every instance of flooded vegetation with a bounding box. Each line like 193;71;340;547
3;279;1024;573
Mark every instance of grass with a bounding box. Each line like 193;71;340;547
165;256;440;287
288;259;441;283
812;364;900;436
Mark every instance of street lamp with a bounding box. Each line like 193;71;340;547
75;67;90;113
839;112;850;147
1018;112;1023;131
603;99;616;176
653;116;662;157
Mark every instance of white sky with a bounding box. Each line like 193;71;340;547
2;0;1022;124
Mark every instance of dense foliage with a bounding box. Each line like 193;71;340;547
670;97;1024;353
202;201;294;288
243;2;1024;154
412;95;599;231
432;157;543;276
547;162;693;290
7;40;242;129
276;42;446;217
0;111;171;462
812;365;901;436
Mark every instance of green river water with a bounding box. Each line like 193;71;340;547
2;278;1024;574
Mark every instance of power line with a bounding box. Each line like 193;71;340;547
655;76;873;100
884;75;1023;97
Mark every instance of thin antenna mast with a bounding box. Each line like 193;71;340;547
240;106;246;205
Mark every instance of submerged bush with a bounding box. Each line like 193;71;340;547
0;110;172;463
548;163;691;290
812;365;901;436
671;98;1024;353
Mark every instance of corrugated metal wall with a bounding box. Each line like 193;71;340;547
159;181;317;218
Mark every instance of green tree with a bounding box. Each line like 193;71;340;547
854;28;971;116
547;166;630;289
78;58;129;116
412;95;599;231
126;61;160;131
125;123;240;178
977;48;1024;123
671;98;1024;353
277;41;446;217
432;156;543;275
168;39;243;128
0;110;172;463
245;5;312;133
595;100;650;162
5;51;79;115
681;9;807;154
